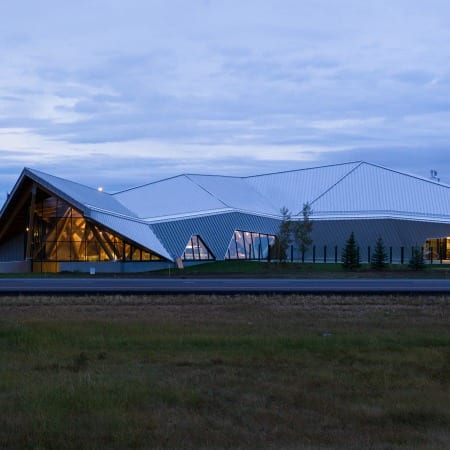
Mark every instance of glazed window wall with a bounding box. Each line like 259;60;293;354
183;235;215;260
424;238;450;260
31;196;162;262
225;230;275;260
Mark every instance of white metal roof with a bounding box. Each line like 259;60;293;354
113;175;230;220
245;161;361;215
14;161;450;225
88;210;172;260
26;168;135;217
310;162;450;221
186;174;279;216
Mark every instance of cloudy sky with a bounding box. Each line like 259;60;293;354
1;0;450;205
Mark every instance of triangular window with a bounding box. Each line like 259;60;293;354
183;235;215;260
225;230;275;259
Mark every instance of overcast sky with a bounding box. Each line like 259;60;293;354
2;0;450;205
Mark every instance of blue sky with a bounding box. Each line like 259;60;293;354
2;0;450;205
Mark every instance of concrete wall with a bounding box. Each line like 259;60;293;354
59;261;175;273
0;260;31;273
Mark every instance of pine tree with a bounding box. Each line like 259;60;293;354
341;231;361;270
274;206;292;262
293;202;313;262
371;237;388;270
409;247;426;270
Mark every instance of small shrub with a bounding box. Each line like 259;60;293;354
409;248;426;270
342;232;361;270
371;237;388;270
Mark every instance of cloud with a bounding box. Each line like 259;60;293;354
2;0;450;207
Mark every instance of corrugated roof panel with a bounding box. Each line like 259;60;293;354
27;168;134;217
113;175;228;220
312;162;450;220
186;174;279;215
245;162;360;215
89;211;172;260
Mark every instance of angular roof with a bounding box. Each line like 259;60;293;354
112;161;450;223
24;168;136;217
311;163;450;221
3;162;450;224
1;161;449;262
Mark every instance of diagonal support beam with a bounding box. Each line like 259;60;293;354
25;184;37;260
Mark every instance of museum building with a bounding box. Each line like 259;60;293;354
0;161;449;273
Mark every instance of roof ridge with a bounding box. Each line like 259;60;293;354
113;174;189;195
184;174;232;209
244;161;362;179
361;161;450;189
309;161;364;206
26;168;105;194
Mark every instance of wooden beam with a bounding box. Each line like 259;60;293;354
91;225;115;260
25;184;37;260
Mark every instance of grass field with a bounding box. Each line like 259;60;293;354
0;294;449;449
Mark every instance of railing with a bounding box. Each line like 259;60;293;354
242;245;449;264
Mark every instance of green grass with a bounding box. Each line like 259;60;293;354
165;260;450;278
0;294;449;449
1;259;450;278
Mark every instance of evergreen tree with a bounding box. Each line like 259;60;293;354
293;202;313;262
409;247;426;270
371;237;388;270
341;231;361;270
274;206;292;262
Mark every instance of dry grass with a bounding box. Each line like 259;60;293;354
0;294;449;449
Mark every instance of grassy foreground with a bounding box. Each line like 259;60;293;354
0;294;449;449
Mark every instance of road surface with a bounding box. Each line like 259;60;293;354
0;277;450;294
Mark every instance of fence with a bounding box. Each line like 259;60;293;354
235;245;448;264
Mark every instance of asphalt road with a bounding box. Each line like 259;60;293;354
0;277;450;294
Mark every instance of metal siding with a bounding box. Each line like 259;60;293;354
152;215;450;262
150;212;279;260
306;219;450;261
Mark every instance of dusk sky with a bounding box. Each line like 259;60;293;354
2;0;450;206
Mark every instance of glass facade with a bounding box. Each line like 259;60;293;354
182;235;215;260
30;196;162;262
424;238;450;260
225;230;275;260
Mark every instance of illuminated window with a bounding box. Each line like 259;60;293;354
182;235;215;260
225;230;275;260
30;195;163;262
